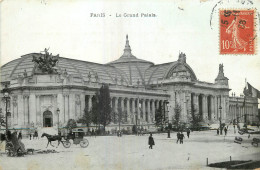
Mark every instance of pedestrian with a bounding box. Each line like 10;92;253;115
180;132;185;144
176;132;180;144
18;131;22;140
220;127;223;135
29;133;32;140
217;129;219;135
35;130;39;139
187;129;190;138
91;128;94;137
148;133;155;149
224;127;227;136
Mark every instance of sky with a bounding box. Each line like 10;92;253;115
1;0;260;97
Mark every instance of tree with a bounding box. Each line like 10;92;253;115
78;107;92;130
91;94;100;129
189;105;201;130
172;104;182;131
97;84;112;132
155;106;164;130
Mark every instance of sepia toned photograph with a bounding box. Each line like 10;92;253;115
0;0;260;169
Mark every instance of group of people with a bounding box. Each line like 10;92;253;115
176;132;185;144
148;129;191;149
216;126;228;136
2;130;26;155
29;130;39;140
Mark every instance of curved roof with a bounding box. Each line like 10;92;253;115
1;53;129;85
1;36;197;87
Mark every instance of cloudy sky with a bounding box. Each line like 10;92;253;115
1;0;260;97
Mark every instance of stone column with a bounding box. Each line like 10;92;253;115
210;96;215;120
80;93;85;118
9;96;13;127
147;99;151;123
214;96;218;120
201;95;205;120
137;98;140;123
88;95;93;111
142;99;145;121
126;98;130;123
155;100;159;110
69;94;75;120
57;94;64;124
12;96;18;125
218;96;222;120
151;100;155;122
120;97;124;112
115;97;118;113
17;94;24;126
23;95;29;125
64;94;69;122
194;94;199;115
183;92;188;122
29;94;36;125
132;98;136;124
110;97;113;112
222;95;226;122
53;94;58;125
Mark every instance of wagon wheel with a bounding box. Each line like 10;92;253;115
80;139;89;148
62;140;71;148
5;143;15;157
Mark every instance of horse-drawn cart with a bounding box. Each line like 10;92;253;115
5;132;26;157
62;129;89;148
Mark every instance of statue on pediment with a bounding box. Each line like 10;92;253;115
32;48;59;74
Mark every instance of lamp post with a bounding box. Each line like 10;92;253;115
2;86;10;133
57;108;60;130
219;105;222;135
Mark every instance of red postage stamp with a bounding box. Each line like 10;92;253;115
220;9;255;55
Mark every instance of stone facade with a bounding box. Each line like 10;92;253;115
0;36;259;130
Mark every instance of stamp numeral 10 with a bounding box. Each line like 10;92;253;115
222;40;232;49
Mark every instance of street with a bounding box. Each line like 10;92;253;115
0;130;260;170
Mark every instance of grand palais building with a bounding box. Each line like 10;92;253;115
0;36;259;131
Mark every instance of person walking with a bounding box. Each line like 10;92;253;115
148;133;155;149
180;132;185;144
91;128;94;137
224;127;228;136
18;131;22;140
217;129;219;135
35;130;39;139
187;129;190;138
176;132;180;144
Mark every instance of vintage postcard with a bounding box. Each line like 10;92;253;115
0;0;260;170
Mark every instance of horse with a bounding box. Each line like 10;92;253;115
41;133;62;148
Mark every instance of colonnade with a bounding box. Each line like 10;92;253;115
190;93;228;122
229;104;256;123
86;95;168;125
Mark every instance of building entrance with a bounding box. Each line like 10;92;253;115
43;110;53;127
